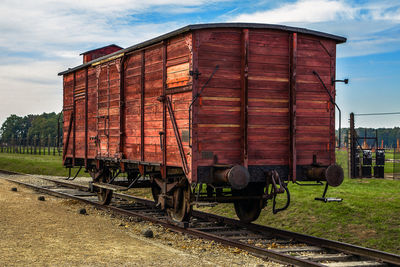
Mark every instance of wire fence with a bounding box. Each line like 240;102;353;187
0;135;62;156
387;147;400;179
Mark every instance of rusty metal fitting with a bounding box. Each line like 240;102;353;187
213;165;250;190
306;167;327;181
156;95;166;102
305;164;344;187
325;164;344;187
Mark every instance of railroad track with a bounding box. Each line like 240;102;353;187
1;172;399;267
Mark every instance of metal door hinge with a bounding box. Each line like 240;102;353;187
189;69;201;80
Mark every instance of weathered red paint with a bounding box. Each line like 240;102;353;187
81;44;123;63
289;33;297;181
61;25;345;182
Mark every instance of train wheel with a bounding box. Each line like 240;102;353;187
90;168;113;205
233;183;264;223
167;181;192;222
234;199;263;223
97;188;113;205
151;182;161;202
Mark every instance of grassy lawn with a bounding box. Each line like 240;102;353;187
0;150;399;254
0;153;72;177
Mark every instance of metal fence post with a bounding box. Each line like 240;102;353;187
53;136;56;156
394;141;397;179
58;135;61;156
34;135;37;155
40;135;43;155
48;134;50;155
10;136;12;153
41;135;44;155
349;112;356;178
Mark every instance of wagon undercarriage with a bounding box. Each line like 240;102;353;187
65;158;294;222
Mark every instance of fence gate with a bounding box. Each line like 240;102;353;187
349;112;400;179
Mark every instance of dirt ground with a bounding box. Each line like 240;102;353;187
0;177;280;266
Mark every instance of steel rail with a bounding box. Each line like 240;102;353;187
112;191;400;266
192;211;400;266
0;176;321;267
1;174;400;266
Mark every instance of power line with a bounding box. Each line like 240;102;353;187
354;112;400;116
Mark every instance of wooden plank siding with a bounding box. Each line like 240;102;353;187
63;73;74;162
193;29;293;167
194;29;242;167
62;25;341;183
87;67;97;159
122;33;193;172
191;28;337;181
296;35;336;166
143;44;163;163
74;69;86;159
123;52;142;160
165;34;193;176
247;30;291;166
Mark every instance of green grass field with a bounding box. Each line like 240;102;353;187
0;150;398;254
382;150;400;174
0;153;76;177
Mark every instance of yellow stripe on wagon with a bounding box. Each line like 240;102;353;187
91;53;125;66
201;97;240;101
198;124;240;128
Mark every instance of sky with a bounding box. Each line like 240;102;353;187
0;0;399;128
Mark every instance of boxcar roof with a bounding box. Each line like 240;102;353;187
79;44;123;56
58;23;346;75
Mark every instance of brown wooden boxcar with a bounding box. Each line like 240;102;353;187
59;23;346;222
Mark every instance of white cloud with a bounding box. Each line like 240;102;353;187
0;60;63;123
231;0;400;58
232;0;400;24
0;0;228;124
233;0;355;23
0;0;227;55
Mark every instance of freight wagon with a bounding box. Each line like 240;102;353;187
59;23;346;222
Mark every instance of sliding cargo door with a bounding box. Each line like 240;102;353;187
96;60;122;158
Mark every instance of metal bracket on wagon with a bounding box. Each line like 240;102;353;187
264;170;291;214
165;96;189;175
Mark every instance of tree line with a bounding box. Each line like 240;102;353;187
338;128;400;148
0;112;63;146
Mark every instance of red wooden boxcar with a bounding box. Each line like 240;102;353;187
59;23;346;222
